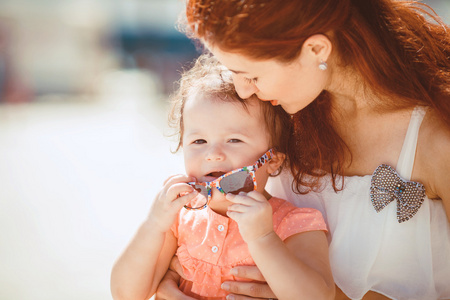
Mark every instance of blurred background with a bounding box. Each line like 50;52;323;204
0;1;448;299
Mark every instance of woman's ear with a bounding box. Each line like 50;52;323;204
301;34;332;63
267;152;286;174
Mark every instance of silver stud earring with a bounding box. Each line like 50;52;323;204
319;60;328;71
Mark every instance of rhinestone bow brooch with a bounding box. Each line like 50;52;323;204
370;164;426;223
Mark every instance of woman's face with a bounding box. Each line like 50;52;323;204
209;46;329;114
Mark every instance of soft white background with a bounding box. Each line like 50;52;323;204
0;73;185;300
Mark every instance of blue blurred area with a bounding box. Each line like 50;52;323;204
0;0;447;103
0;1;448;300
0;0;203;102
106;0;449;96
111;29;200;94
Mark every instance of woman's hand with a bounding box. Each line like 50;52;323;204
221;265;277;300
161;256;276;299
155;257;195;300
155;270;196;300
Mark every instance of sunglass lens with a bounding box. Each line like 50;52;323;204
220;171;254;195
184;184;208;210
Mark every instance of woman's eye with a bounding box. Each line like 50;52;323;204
193;139;207;144
244;77;258;84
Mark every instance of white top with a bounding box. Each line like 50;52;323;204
268;107;450;300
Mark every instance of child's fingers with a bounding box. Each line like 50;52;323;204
226;208;249;222
172;188;198;209
227;203;248;213
245;191;267;202
226;210;239;221
162;174;179;185
166;183;198;204
162;175;197;202
229;265;267;281
225;193;249;205
167;182;191;197
163;174;196;186
226;191;265;205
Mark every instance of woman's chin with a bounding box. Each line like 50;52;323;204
281;104;301;115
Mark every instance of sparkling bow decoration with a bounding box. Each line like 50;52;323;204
370;164;426;223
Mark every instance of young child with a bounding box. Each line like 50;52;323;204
110;55;334;300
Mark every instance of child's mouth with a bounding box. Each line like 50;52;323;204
206;171;226;179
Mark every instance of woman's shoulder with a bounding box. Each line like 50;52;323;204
415;108;450;200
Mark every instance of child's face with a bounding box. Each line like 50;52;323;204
182;92;272;200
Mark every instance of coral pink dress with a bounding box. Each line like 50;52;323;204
171;197;327;299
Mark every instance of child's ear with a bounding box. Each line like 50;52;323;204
266;152;286;174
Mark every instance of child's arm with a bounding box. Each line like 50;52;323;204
226;191;335;300
110;175;197;300
248;230;333;300
111;223;178;300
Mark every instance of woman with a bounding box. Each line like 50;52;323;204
157;0;450;299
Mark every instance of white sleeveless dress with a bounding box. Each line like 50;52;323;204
267;107;450;299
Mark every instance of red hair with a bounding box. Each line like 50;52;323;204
183;0;450;193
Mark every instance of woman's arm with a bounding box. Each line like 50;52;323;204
431;141;450;222
416;111;450;222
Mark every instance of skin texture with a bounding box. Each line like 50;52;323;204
209;38;449;219
211;38;450;300
112;94;335;300
158;33;450;300
181;92;274;215
208;35;332;115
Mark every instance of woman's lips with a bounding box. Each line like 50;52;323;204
257;96;278;106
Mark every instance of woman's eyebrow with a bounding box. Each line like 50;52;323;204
228;69;248;74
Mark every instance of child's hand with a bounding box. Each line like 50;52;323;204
147;174;198;233
226;191;274;243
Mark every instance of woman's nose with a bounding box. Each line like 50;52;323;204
205;146;225;161
233;76;259;99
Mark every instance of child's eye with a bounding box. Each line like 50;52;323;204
193;139;207;144
244;77;258;84
228;139;242;143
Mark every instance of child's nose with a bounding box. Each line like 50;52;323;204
205;146;225;161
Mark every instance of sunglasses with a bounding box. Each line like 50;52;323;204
184;149;274;210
